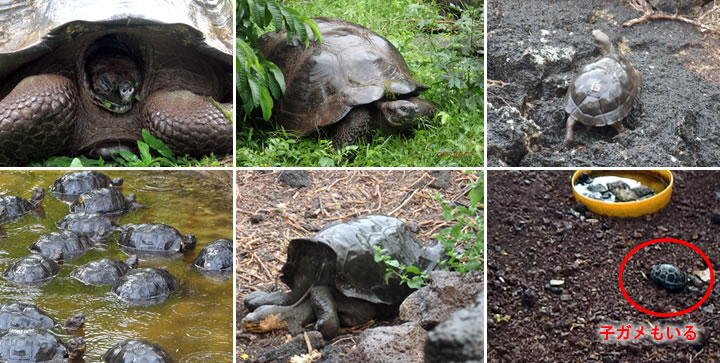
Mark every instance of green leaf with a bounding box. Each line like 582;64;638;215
470;183;484;206
137;141;151;164
405;266;420;275
69;158;83;167
141;129;176;162
386;260;400;269
117;150;141;163
318;157;334;167
103;99;111;108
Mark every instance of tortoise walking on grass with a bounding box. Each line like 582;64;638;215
0;0;233;165
563;30;641;148
259;17;437;147
242;215;443;339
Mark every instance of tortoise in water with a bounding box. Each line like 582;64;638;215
649;264;688;292
103;339;173;363
0;328;86;362
28;231;93;261
0;302;55;330
242;215;443;339
56;212;119;242
563;30;642;147
50;171;123;202
0;1;233;166
193;238;232;273
71;255;138;286
259;17;437;147
3;250;64;287
69;188;142;215
111;268;179;305
117;223;196;256
0;187;44;223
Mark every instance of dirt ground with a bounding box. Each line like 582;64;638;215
486;0;720;166
487;170;720;362
235;170;477;361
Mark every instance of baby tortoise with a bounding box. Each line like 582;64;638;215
649;264;688;292
564;30;641;147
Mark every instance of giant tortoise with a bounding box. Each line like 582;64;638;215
259;17;437;147
0;0;234;165
242;215;443;339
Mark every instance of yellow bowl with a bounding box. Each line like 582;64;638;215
571;170;673;218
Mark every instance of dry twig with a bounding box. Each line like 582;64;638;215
624;0;720;35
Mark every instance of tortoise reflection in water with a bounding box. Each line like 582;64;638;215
242;215;443;339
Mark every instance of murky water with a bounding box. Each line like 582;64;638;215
0;171;233;362
574;170;669;202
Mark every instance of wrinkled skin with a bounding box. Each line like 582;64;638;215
0;6;233;165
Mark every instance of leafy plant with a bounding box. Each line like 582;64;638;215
435;172;484;273
236;0;320;119
374;246;429;289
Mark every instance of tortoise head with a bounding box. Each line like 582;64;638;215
591;30;615;56
30;187;45;206
125;255;139;269
50;248;64;265
378;97;437;132
182;234;197;252
84;36;142;114
66;337;87;360
64;312;86;331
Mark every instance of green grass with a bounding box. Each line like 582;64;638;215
237;0;483;167
34;129;233;167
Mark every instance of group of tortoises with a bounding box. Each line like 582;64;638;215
0;171;232;361
0;0;233;165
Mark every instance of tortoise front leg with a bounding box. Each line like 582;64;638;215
0;74;76;165
310;286;340;339
142;90;232;156
329;106;371;148
563;116;576;149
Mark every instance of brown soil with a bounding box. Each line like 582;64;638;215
488;170;720;362
235;170;477;361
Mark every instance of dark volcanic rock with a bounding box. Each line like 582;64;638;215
278;171;312;188
345;322;426;363
399;271;483;329
425;293;484;363
251;331;324;363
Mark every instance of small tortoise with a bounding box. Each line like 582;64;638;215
243;215;443;339
649;264;688;291
69;188;142;215
56;212;118;242
564;30;641;147
0;328;85;362
103;339;173;363
117;223;196;256
28;231;93;261
0;187;44;223
111;268;179;305
71;255;138;286
193;238;232;273
3;250;64;287
259;17;437;147
50;171;123;202
0;302;55;330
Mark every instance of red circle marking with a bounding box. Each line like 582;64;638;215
618;238;714;317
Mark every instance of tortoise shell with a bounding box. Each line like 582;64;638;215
565;30;641;127
649;264;687;291
0;328;68;362
0;302;55;331
259;17;429;135
69;188;140;215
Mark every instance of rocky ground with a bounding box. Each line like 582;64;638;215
487;0;720;166
235;170;482;362
488;170;720;362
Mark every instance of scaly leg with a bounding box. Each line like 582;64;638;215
0;74;76;165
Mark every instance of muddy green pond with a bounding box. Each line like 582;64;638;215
0;171;233;362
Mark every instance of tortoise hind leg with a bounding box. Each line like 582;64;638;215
563;116;576;149
142;90;232;156
328;106;372;148
0;74;76;165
